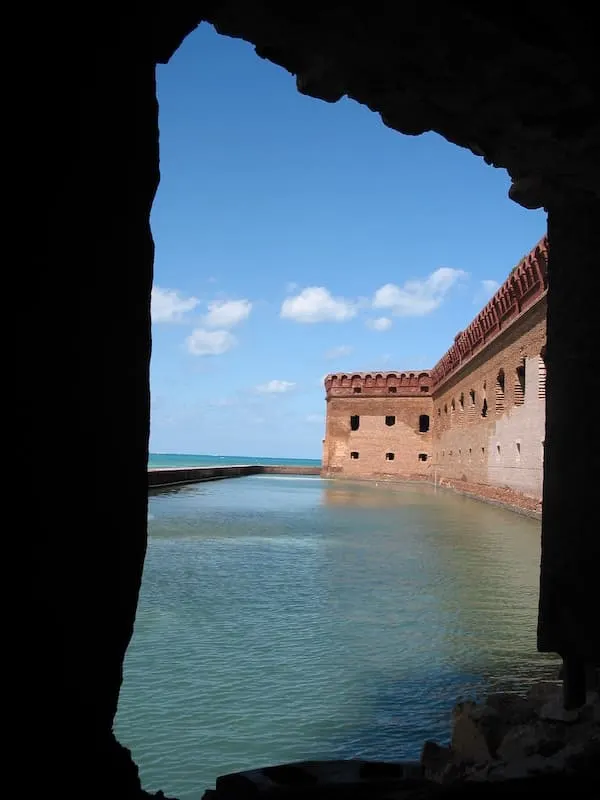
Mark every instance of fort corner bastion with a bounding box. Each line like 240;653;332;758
322;237;548;512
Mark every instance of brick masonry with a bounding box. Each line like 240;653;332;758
323;395;433;480
322;238;548;506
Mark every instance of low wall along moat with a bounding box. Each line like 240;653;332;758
148;464;321;489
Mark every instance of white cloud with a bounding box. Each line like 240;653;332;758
324;344;353;359
373;268;467;317
472;279;501;305
204;299;252;328
256;379;296;394
306;414;324;424
151;286;199;323
186;328;236;356
366;316;392;331
480;279;500;299
281;287;356;323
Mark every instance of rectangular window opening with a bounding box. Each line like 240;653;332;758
385;415;396;426
350;451;359;459
418;453;428;462
468;390;476;420
385;452;395;461
388;386;397;393
353;387;362;394
350;415;360;431
515;360;526;405
538;354;546;400
496;369;505;414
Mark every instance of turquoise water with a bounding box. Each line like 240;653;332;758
116;476;557;799
149;452;321;468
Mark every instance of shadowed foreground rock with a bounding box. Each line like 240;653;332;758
423;684;599;784
197;686;599;798
28;2;599;795
199;759;599;800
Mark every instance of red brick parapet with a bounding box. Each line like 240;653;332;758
430;236;548;390
323;238;547;399
324;370;432;398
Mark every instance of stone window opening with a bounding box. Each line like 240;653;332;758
385;452;395;461
481;447;485;456
350;451;359;459
451;398;456;414
496;444;501;456
496;369;505;414
388;386;397;393
444;403;448;414
418;453;428;462
419;414;430;433
459;392;464;410
515;359;526;405
481;398;488;417
420;386;429;392
468;390;476;421
516;441;521;457
385;415;395;426
350;415;360;431
353;386;362;394
538;348;546;400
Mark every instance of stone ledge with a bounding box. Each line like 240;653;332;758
422;684;599;786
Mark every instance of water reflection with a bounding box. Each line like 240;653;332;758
119;475;557;800
320;480;452;508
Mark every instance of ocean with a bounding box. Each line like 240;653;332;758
116;473;557;799
148;452;321;469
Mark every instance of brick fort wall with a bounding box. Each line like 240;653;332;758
321;237;548;504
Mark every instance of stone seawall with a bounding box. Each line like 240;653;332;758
148;464;320;488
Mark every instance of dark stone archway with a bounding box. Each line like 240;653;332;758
33;4;598;795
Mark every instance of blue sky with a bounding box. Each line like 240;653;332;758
150;23;546;459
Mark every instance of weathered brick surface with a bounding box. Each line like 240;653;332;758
323;239;547;503
322;396;433;479
431;300;546;500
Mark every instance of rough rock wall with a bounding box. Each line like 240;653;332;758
538;201;599;665
32;10;160;794
27;4;598;793
150;5;600;211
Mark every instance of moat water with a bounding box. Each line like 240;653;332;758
115;475;557;799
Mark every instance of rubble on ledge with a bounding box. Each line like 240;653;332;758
199;681;599;799
422;682;599;784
